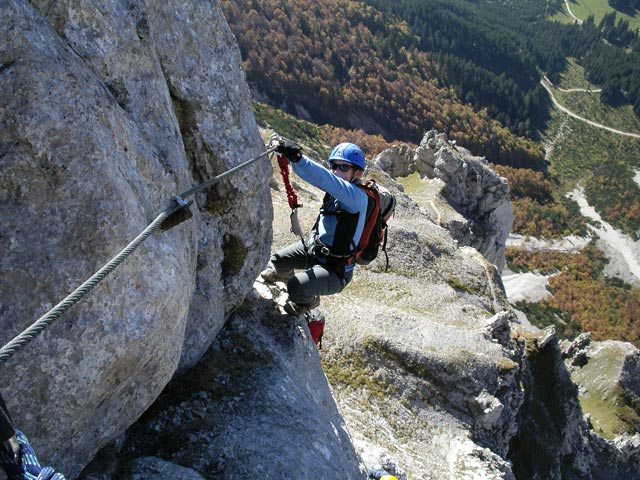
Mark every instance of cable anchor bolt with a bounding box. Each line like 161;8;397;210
160;196;194;232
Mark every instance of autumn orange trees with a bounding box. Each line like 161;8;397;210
493;165;587;238
507;244;640;346
220;0;544;168
587;173;640;241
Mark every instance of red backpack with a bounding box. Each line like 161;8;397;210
354;181;396;270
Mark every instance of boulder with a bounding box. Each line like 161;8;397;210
81;285;366;479
0;1;270;476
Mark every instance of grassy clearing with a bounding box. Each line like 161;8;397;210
571;343;640;439
556;59;597;90
396;172;445;211
569;0;640;29
571;0;617;21
550;7;580;24
546;112;639;180
253;101;332;161
580;388;639;439
554;60;640;134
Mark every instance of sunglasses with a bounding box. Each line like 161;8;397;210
330;163;354;172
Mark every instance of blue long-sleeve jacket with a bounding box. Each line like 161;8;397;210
291;155;368;272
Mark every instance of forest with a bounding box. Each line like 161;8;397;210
609;0;640;9
222;0;639;164
363;0;640;129
507;245;640;346
220;0;545;168
492;164;588;238
363;0;557;138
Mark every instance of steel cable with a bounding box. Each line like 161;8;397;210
0;146;277;363
0;209;170;363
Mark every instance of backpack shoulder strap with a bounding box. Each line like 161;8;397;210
358;179;378;193
354;182;381;253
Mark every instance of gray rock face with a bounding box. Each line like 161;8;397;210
372;130;514;270
82;285;366;479
508;328;594;479
1;0;270;477
120;457;208;480
510;329;640;480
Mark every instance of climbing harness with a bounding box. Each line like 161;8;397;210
276;154;307;245
0;146;277;364
310;180;395;271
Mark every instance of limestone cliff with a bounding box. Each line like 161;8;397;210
1;1;270;477
562;334;640;445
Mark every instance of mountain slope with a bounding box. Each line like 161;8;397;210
84;134;640;480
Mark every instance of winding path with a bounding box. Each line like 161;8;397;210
540;78;640;139
564;0;583;24
556;87;601;93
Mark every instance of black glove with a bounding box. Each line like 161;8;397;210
268;133;302;163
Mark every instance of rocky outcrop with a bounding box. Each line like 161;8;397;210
373;130;514;270
0;1;270;477
562;334;640;443
82;285;365;479
82;165;522;479
509;329;640;479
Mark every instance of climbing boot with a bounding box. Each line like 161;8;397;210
305;309;325;347
260;263;292;283
284;296;320;315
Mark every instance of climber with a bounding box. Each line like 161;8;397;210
262;134;369;315
0;392;66;479
368;468;399;480
0;394;18;465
